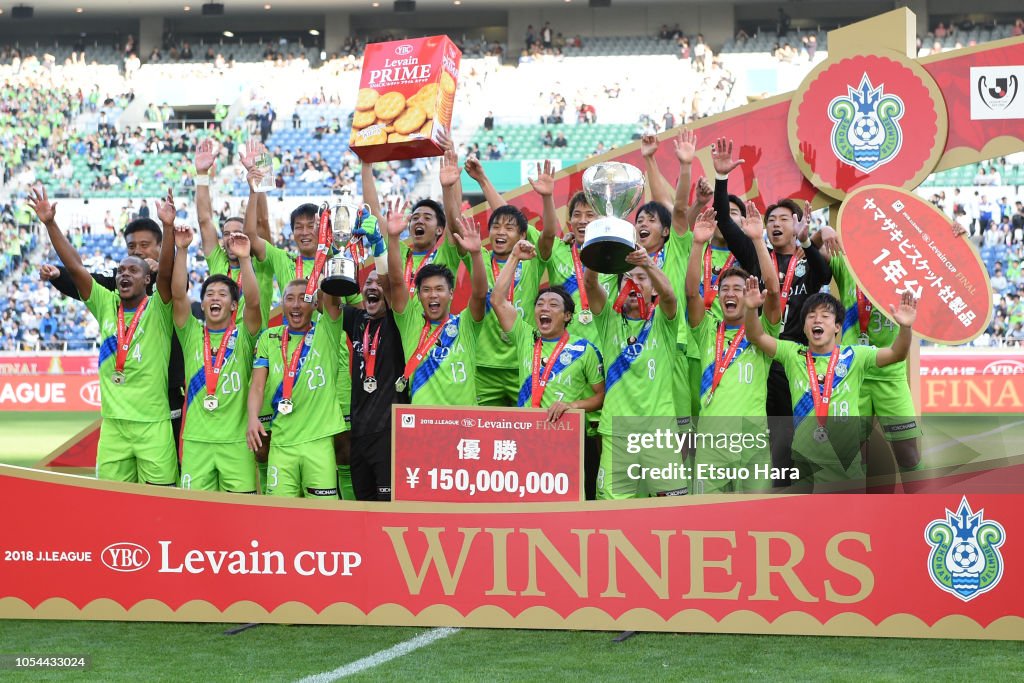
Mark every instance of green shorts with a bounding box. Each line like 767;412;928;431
180;439;258;493
671;345;692;422
96;417;176;485
691;416;773;494
475;366;519;407
792;419;865;487
336;352;352;422
597;431;688;499
860;374;922;442
267;436;338;501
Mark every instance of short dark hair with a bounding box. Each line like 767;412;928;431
535;286;575;315
221;216;244;232
727;194;747;217
568;191;593;217
635;201;671;231
290;203;318;231
284;278;311;298
489;205;527;234
124;218;161;244
765;198;803;222
201;273;240;303
717;266;750;288
411;199;446;229
799;292;844;327
415;264;454;290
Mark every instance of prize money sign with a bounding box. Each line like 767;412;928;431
837;185;992;344
392;406;584;502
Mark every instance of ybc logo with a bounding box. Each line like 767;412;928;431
828;73;905;173
977;74;1019;111
101;542;151;572
395;44;414;56
925;497;1005;602
79;380;101;407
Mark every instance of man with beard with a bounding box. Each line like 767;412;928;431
710;137;832;484
491;239;606;498
171;222;262;493
31;185;177;485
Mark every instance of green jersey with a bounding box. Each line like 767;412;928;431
595;303;679;435
393;300;483;406
399;237;464;293
85;287;173;422
176;317;257;443
508;316;604;409
253;315;346;446
206;245;275;329
540;237;616;345
775;341;877;422
476;250;545;370
692;312;780;417
662;230;735;357
830;254;904;382
261;242;363;306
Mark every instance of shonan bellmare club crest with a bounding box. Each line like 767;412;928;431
828;73;905;173
925;497;1006;602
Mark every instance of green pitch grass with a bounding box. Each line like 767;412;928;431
0;412;96;468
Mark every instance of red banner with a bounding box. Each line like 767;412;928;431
920;352;1024;413
0;353;96;376
0;375;100;412
0;466;1020;638
392;406;583;502
837;186;992;344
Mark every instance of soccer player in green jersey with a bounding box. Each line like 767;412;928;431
194;138;275;328
246;278;345;501
744;284;918;491
584;245;682;499
686;206;781;493
492;240;606;498
30;185;177;485
386;210;488;406
172;224;262;493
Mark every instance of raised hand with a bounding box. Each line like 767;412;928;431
673;128;697;165
156;189;176;226
740;201;764;241
890;290;918;328
239;139;264;172
817;224;843;256
625;246;654;269
436;128;454;153
528;160;555;197
439;148;461;188
173;224;194;249
640;134;658;159
693;176;713;207
246;168;265;193
225;231;251;259
711;137;744;177
742;275;765;309
385;197;409;237
451;215;482;254
692;208;717;244
463;154;486;182
511;239;536;261
194;137;217;176
794;200;812;244
38;264;60;281
27;185;56;224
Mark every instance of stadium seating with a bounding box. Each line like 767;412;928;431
469;123;639;161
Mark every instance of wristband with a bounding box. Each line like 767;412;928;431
195;175;210;186
799;237;812;249
715;173;729;181
374;254;389;276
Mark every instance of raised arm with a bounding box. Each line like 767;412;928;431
711;138;758;274
670;129;697;234
685;208;717;328
742;275;777;357
154;189;176;304
529;160;559;261
360;162;385;227
240;169;269;261
194;138;219;257
640;134;674;212
491;240;533;333
630;247;677;320
464;154;506;210
875;292;918;367
384;197;410;314
794;201;832;292
226;232;262;335
584;266;608;316
739;201;780;325
451;215;488;322
170;224;194;328
29;186;93;300
686;176;713;231
439;149;464;240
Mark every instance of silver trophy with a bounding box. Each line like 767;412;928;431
579;162;645;274
320;201;361;297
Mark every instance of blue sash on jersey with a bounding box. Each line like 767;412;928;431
270;325;315;417
98;334;117;367
604;315;656;394
517;339;590;407
185;329;239;408
484;258;522;314
699;329;749;397
410;316;461;398
842;302;860;336
792;346;854;428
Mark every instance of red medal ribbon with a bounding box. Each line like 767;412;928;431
490;255;515;303
203;320;236;398
807;347;840;429
531;332;570;408
400;316;451;384
612;279;650;319
300;206;333;299
115;296;149;375
404;241;441;295
857;288;873;335
280;326;313;403
362;319;383;381
703;247;736;310
771;251;799;314
570;242;590;313
706;322;746;403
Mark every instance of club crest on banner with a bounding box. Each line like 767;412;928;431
829;73;905;173
925;497;1006;602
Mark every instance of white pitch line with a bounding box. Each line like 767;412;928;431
297;627;461;682
923;419;1024;456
